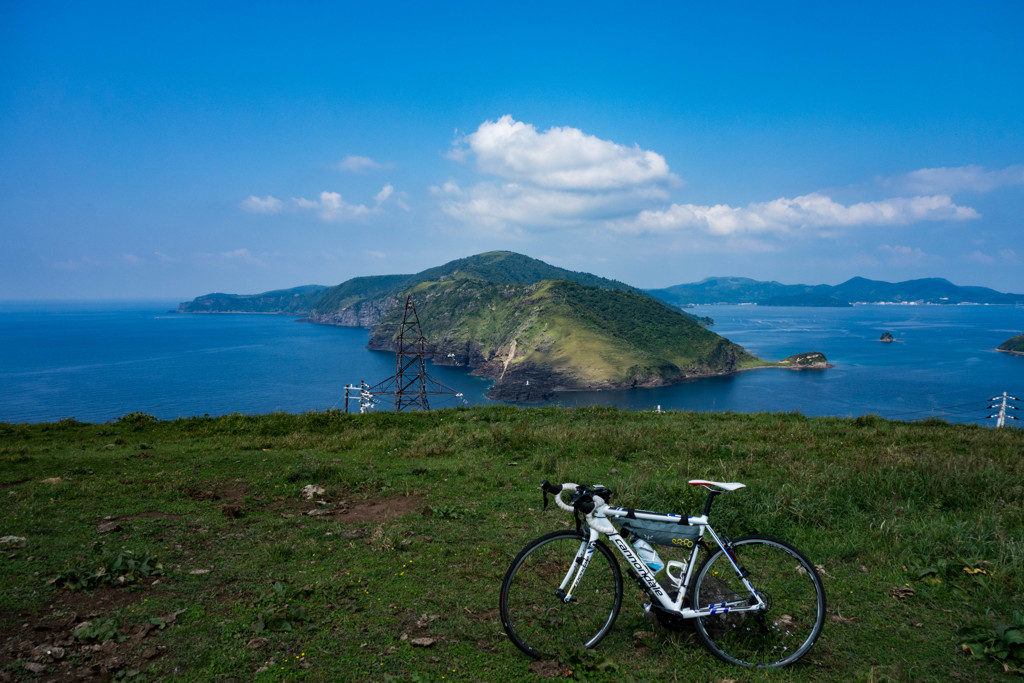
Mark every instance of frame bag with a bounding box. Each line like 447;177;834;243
620;518;700;547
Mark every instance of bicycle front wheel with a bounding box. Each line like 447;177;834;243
499;530;623;659
691;535;826;668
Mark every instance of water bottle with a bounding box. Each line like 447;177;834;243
633;539;664;573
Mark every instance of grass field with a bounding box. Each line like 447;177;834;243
2;407;1022;681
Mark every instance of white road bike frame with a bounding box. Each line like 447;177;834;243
550;483;767;620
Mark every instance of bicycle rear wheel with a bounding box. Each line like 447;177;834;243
691;535;825;667
499;530;623;658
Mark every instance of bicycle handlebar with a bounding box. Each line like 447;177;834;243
539;480;579;512
539;481;614;514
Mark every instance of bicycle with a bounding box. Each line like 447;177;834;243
498;479;826;668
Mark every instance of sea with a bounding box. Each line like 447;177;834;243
1;300;1022;426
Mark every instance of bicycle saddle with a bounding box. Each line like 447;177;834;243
688;480;746;492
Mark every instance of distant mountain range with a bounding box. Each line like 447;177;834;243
647;276;1024;307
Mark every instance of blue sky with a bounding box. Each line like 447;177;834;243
2;1;1023;300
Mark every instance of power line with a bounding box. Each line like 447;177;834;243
863;392;1021;428
882;400;990;419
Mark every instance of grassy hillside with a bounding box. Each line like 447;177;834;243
410;251;643;295
309;274;413;314
369;279;763;400
316;250;712;326
177;285;328;314
2;408;1022;681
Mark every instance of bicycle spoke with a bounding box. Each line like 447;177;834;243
499;531;622;658
691;536;825;667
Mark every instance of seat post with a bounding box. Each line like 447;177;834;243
702;489;722;517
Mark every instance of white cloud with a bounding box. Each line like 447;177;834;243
220;248;265;266
882;164;1024;194
441;116;984;243
154;251;178;265
365;250;386;259
122;253;143;266
965;248;1020;265
964;250;996;265
435;180;669;230
241;195;284;213
292;184;402;221
374;183;394;205
615;193;978;236
878;244;931;265
441;116;678;231
336;155;391;173
452;115;677;190
293;191;372;221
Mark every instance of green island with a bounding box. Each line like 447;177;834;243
998;334;1024;355
178;251;818;402
177;251;695;321
367;278;820;402
2;408;1022;680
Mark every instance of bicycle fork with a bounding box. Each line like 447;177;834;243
555;539;597;603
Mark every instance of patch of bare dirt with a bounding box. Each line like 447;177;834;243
46;586;145;616
184;480;248;503
270;492;424;524
466;608;499;624
0;588;181;682
336;494;423;524
395;611;445;650
529;659;572;678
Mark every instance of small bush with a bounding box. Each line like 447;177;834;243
48;551;164;591
962;610;1024;672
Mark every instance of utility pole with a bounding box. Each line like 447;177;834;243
987;392;1019;428
360;380;373;414
342;380;376;413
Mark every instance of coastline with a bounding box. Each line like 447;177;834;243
5;303;1023;423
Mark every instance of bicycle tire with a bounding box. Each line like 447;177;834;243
499;530;623;658
691;535;826;668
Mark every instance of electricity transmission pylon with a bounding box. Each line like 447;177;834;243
366;295;465;412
